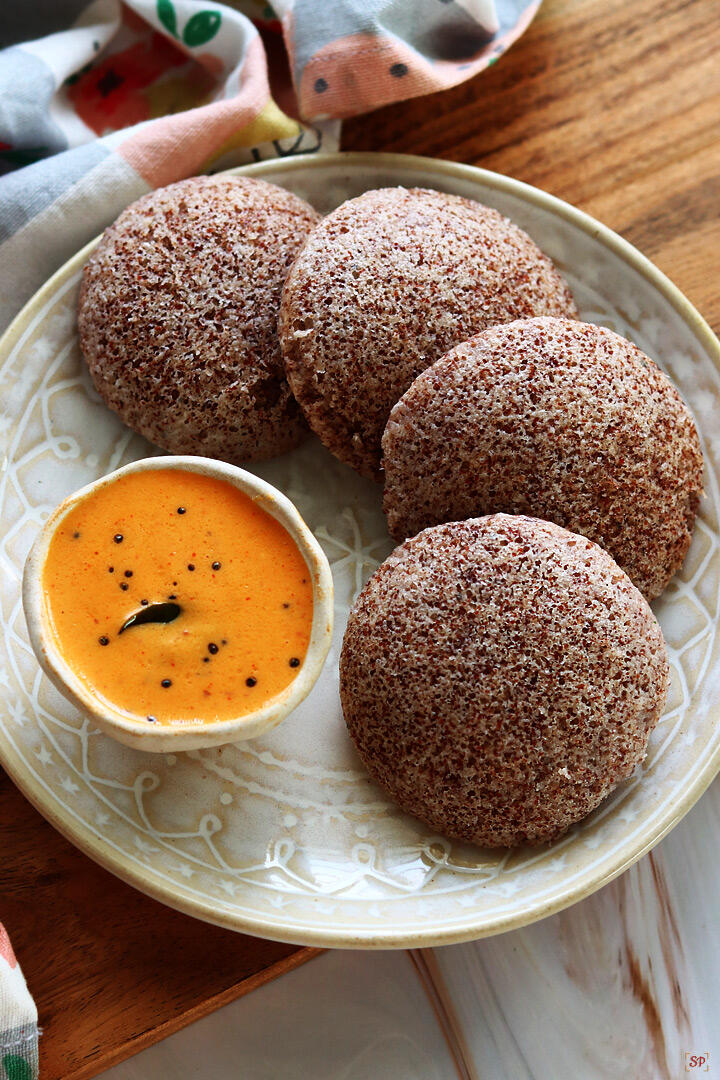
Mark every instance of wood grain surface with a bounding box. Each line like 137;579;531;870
0;770;318;1080
343;0;720;333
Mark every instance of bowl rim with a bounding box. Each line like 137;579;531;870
22;455;335;753
2;150;720;947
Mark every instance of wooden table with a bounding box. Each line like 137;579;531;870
1;772;318;1080
3;0;718;1076
345;0;720;335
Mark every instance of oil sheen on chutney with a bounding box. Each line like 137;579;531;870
41;469;314;725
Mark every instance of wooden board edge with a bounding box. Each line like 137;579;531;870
59;947;323;1080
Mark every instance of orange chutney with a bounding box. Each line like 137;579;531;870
42;469;314;725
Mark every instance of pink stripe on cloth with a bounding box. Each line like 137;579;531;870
286;2;541;121
0;924;17;970
294;31;499;120
117;34;270;189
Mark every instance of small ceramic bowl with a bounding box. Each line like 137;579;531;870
23;456;334;753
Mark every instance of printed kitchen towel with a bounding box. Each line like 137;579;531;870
0;0;540;329
0;925;38;1080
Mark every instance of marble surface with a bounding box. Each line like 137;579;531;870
101;777;718;1080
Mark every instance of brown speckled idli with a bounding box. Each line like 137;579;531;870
279;187;577;479
382;318;704;600
78;175;320;463
340;515;669;849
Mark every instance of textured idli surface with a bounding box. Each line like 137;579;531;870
79;175;320;463
279;187;577;478
340;515;669;848
383;318;704;599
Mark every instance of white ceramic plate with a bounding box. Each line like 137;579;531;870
1;153;719;949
